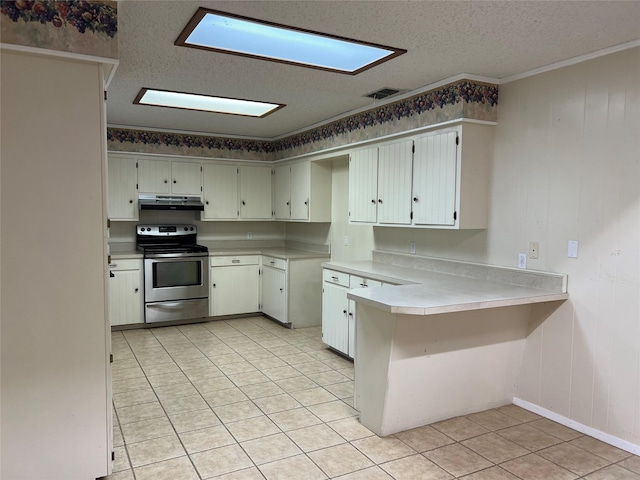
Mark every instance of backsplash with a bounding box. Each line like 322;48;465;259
107;79;498;161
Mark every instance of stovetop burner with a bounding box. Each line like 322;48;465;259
135;224;208;257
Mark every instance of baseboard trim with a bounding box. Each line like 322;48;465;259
513;397;640;456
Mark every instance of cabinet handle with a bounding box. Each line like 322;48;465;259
173;180;177;184
348;312;353;317
371;199;376;204
331;276;339;281
242;200;246;205
129;199;133;204
164;179;168;183
232;259;240;263
213;283;216;288
304;200;308;206
206;201;209;205
279;288;283;292
134;288;139;293
286;201;290;206
413;197;418;202
378;199;383;204
343;310;347;314
109;271;115;278
360;283;368;287
270;261;275;265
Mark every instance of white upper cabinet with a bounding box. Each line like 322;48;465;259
377;140;413;225
349;141;412;225
412;123;493;229
137;157;202;196
273;164;291;220
202;164;239;220
348;122;493;229
412;130;458;226
170;160;202;195
349;147;379;223
239;165;273;220
108;154;138;221
274;160;332;222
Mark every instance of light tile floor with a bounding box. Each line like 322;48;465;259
106;316;640;480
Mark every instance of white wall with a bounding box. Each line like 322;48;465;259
374;48;640;445
1;51;111;479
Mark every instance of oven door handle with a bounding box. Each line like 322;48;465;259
144;252;208;259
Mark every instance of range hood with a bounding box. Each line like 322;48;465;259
139;195;204;211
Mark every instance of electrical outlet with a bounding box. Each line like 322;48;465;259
247;231;253;239
529;241;539;259
518;253;527;269
343;235;349;246
410;241;416;254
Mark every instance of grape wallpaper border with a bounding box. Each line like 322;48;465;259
107;79;498;161
0;0;117;59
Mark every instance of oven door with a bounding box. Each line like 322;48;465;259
144;255;209;303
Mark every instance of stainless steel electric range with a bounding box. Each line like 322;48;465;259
136;224;209;324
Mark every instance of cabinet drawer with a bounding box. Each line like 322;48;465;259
109;259;141;271
323;269;350;287
210;255;260;267
262;256;286;270
350;275;383;289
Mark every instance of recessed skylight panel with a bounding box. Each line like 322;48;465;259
134;88;284;117
176;8;406;74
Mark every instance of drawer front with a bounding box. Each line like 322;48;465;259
109;259;141;271
262;256;286;270
210;255;260;267
350;275;383;289
323;269;350;287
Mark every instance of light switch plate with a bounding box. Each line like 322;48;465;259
247;231;253;239
344;235;349;246
568;240;579;258
410;241;416;254
518;253;527;269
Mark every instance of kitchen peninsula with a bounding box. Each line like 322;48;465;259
323;251;568;436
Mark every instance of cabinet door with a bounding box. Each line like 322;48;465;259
108;156;138;220
261;266;287;323
273;165;291;220
210;265;259;316
109;269;142;326
377;140;413;225
322;282;349;355
239;165;273;219
412;131;458;226
348;147;378;223
290;162;310;220
171;161;202;195
137;157;171;194
202;164;238;220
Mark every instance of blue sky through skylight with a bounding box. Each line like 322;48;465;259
186;13;395;72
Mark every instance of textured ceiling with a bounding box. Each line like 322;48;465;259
107;0;640;139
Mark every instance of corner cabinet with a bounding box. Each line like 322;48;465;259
273;161;332;222
348;122;494;229
262;255;325;328
108;259;143;326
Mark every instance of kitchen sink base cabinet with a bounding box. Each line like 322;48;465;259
354;302;532;436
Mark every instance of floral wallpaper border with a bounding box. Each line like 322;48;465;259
107;79;498;161
1;0;117;59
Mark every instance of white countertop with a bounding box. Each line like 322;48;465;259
324;258;568;315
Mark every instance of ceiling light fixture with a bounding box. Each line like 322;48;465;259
175;8;406;74
133;88;285;117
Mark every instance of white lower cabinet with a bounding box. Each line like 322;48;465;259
261;257;287;323
210;256;260;316
322;269;387;358
109;259;143;326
